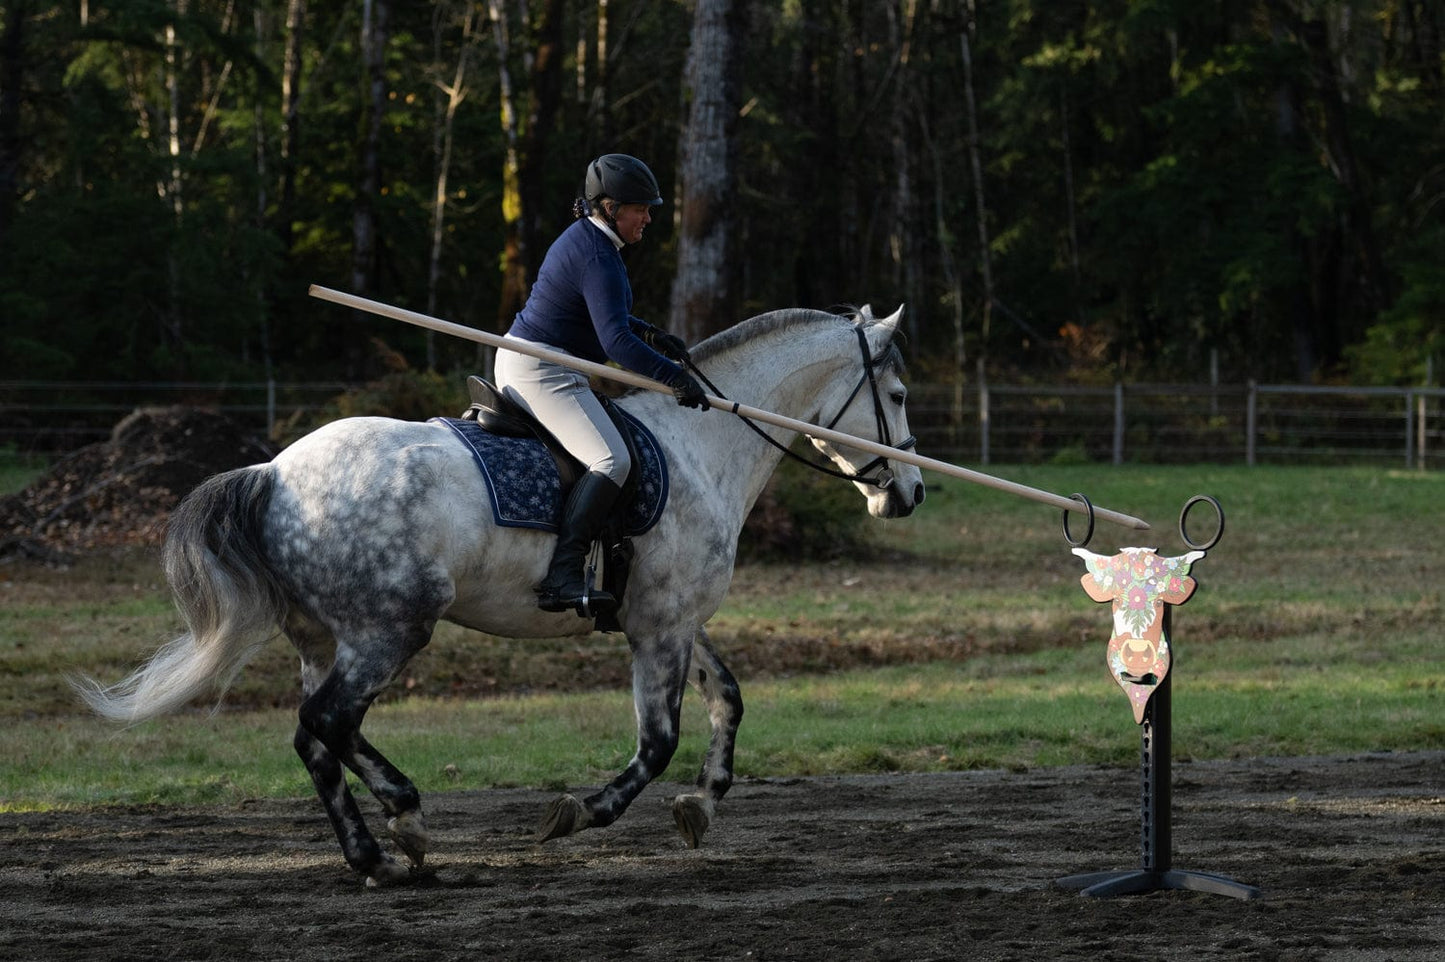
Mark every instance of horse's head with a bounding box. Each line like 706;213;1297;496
807;305;926;519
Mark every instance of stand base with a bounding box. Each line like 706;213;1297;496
1056;868;1261;900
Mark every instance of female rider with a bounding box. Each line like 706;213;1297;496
495;153;709;616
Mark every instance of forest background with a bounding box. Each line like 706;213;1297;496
1;0;1442;396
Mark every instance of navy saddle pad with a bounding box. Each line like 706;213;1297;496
432;410;668;535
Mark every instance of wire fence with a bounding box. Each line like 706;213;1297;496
0;380;352;454
909;380;1444;469
2;378;1441;469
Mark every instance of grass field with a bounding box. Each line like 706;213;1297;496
1;463;1441;810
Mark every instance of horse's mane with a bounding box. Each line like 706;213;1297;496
688;306;905;375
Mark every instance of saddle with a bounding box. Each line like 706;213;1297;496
457;375;645;631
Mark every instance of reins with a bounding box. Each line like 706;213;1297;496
682;325;916;491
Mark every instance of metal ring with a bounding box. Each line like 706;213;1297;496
1062;492;1095;548
1179;495;1224;551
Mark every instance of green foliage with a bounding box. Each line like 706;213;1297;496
273;343;469;443
1;1;1442;388
320;367;468;422
1347;226;1445;384
737;454;871;562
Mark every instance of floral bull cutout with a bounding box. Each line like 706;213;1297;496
1072;546;1205;723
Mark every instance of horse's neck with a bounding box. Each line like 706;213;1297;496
707;333;842;422
668;325;854;522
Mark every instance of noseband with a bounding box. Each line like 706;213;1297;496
686;325;915;490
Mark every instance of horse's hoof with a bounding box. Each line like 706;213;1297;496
387;810;428;867
537;793;589;841
364;855;412;889
671;795;712;849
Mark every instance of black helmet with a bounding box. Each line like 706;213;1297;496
584;154;663;207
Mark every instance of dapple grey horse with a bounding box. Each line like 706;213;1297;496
74;305;925;886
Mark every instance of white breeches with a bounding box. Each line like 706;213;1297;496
495;337;632;485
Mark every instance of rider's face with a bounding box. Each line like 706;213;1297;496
611;202;653;245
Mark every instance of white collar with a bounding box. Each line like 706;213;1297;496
589;214;625;250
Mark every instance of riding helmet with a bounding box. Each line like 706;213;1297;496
584;154;664;207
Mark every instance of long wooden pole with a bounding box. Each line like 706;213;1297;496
308;285;1150;531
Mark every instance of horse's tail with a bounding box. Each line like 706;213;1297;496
72;465;288;724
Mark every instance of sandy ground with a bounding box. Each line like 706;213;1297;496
2;751;1442;961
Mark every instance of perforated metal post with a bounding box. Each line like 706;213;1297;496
1141;656;1169;876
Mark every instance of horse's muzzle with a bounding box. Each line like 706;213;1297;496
876;481;924;518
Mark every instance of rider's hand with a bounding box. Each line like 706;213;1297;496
642;326;691;362
668;370;710;410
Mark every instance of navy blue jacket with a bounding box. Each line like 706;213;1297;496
508;218;681;384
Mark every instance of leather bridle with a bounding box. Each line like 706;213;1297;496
685;325;916;490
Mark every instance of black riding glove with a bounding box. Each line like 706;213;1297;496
640;324;691;362
668;370;710;410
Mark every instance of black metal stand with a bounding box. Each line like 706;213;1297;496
1056;610;1261;900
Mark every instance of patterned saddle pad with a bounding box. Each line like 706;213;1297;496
432;410;668;536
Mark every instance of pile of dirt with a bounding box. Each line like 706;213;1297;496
0;406;275;563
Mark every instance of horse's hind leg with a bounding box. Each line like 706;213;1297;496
671;628;743;847
287;616;418;885
294;721;412;885
292;619;432;886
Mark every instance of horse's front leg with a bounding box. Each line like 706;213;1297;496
670;627;743;847
538;629;693;841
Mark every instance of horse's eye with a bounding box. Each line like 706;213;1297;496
891;391;906;406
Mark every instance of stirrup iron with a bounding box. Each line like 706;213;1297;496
578;547;601;617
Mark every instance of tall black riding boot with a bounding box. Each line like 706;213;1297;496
536;471;623;616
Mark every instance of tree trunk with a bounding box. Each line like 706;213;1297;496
1271;20;1318;382
276;0;305;256
887;0;921;346
582;0;612;149
519;0;566;288
489;0;525;335
1060;85;1084;326
959;5;992;367
1269;0;1391;374
922;114;966;447
1406;0;1443;91
668;0;748;343
425;4;479;369
0;0;28;253
162;4;184;375
251;3;271;378
352;0;388;302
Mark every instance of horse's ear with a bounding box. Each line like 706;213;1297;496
879;305;904;332
868;304;904;343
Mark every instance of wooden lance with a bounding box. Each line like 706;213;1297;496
309;285;1150;531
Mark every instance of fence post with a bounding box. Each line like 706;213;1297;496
978;362;990;465
1420;392;1429;471
267;378;277;438
1421;355;1433;472
1113;382;1124;466
1406;391;1416;469
1209;348;1219;417
1246;380;1257;466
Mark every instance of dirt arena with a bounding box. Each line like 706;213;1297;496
3;751;1441;961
